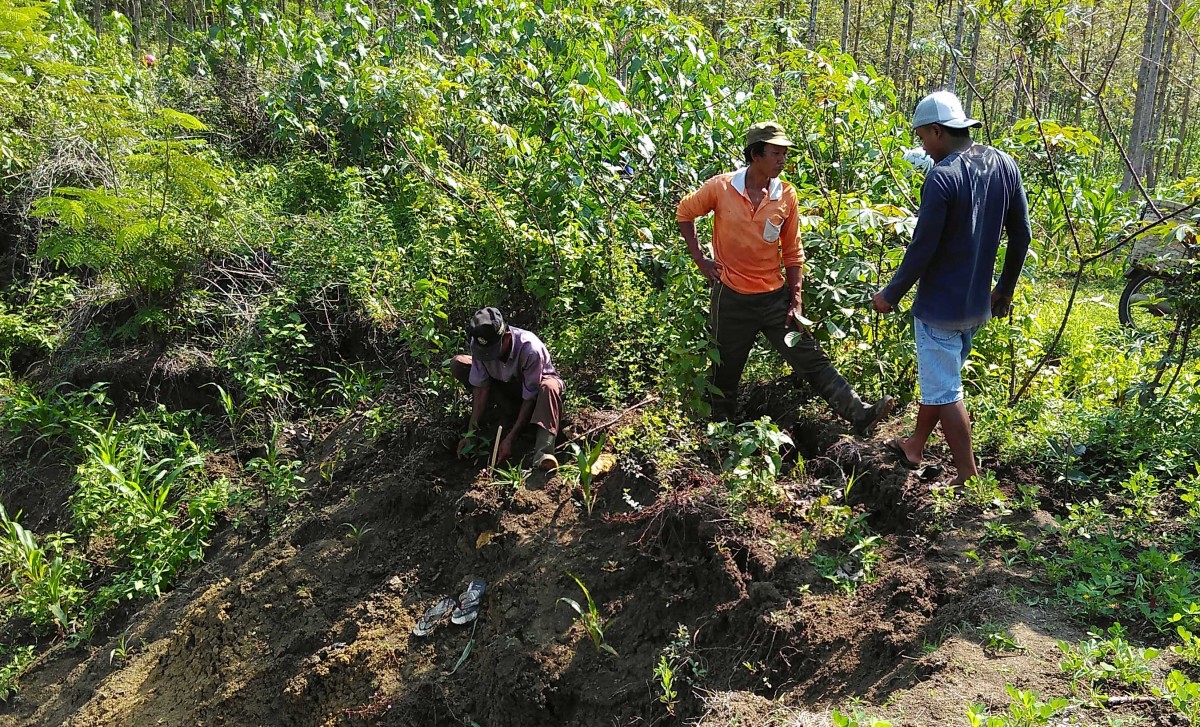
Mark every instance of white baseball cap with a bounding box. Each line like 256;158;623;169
911;91;982;129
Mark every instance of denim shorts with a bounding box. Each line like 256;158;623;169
914;317;981;405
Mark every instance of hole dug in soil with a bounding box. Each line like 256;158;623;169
6;405;1103;727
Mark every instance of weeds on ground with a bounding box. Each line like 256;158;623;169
814;521;883;594
653;624;706;714
558;573;616;656
980;624;1026;655
963;470;1007;510
1057;624;1160;694
831;708;892;726
707;417;794;512
0;645;35;702
246;423;305;516
1158;670;1200;724
0;504;86;632
343;523;373;553
109;631;133;665
653;655;677;714
965;685;1070;726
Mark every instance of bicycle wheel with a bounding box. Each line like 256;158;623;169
1119;269;1176;335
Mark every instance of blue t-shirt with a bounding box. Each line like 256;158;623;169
881;144;1032;329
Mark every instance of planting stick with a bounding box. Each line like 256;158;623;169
489;425;503;471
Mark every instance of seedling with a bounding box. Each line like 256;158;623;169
491;464;528;495
109;631;133;665
562;435;608;516
654;655;677;714
344;522;373;549
558;573;616;656
979;624;1025;654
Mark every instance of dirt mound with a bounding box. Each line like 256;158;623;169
1;400;1126;727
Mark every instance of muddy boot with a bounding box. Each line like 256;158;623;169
812;369;895;437
531;426;558;471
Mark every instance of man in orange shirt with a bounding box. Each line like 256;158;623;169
677;122;894;433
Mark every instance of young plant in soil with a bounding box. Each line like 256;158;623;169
1058;624;1161;695
966;685;1069;726
491;464;528;496
558;573;616;656
653;655;677;715
561;435;608;516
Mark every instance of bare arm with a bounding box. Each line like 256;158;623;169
678;220;723;283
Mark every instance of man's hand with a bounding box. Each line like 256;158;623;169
785;299;808;331
696;257;724;284
990;289;1013;318
495;436;514;464
871;291;893;314
456;435;473;459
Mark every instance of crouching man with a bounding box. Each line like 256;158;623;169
450;307;563;470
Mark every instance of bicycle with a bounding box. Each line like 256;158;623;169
1117;198;1199;403
1118;199;1197;333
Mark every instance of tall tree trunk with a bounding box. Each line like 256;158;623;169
963;14;982;114
899;0;915;102
841;0;851;50
947;0;966;89
1124;0;1178;191
92;0;103;35
1149;18;1177;186
883;0;900;74
852;0;862;56
1172;51;1196;178
808;0;819;47
127;0;142;46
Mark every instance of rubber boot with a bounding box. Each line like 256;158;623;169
531;426;559;471
811;369;895;437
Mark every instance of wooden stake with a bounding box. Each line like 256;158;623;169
489;425;503;471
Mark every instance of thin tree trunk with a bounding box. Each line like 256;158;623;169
963;14;982;114
852;0;862;56
883;0;900;74
1172;51;1196;178
808;0;819;47
841;0;851;50
92;0;103;35
899;0;915;101
1124;0;1177;191
1149;18;1177;186
948;0;966;89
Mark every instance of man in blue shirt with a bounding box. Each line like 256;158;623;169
871;91;1032;485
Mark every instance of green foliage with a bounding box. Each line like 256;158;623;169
558;573;616;656
0;504;86;631
561;436;608;516
246;423;305;512
707;417;795;511
965;686;1070;726
490;464;528;496
832;709;892;727
980;624;1026;655
654;624;705;714
1057;624;1161;694
0;644;36;702
1159;670;1200;725
653;655;677;714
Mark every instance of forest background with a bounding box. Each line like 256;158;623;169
1;0;1200;720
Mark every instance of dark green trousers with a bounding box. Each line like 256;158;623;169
709;283;872;424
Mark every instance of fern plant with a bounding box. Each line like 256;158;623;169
32;109;231;301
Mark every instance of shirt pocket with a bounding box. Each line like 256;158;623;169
762;218;782;243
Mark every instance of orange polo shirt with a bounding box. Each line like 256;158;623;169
676;169;804;294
